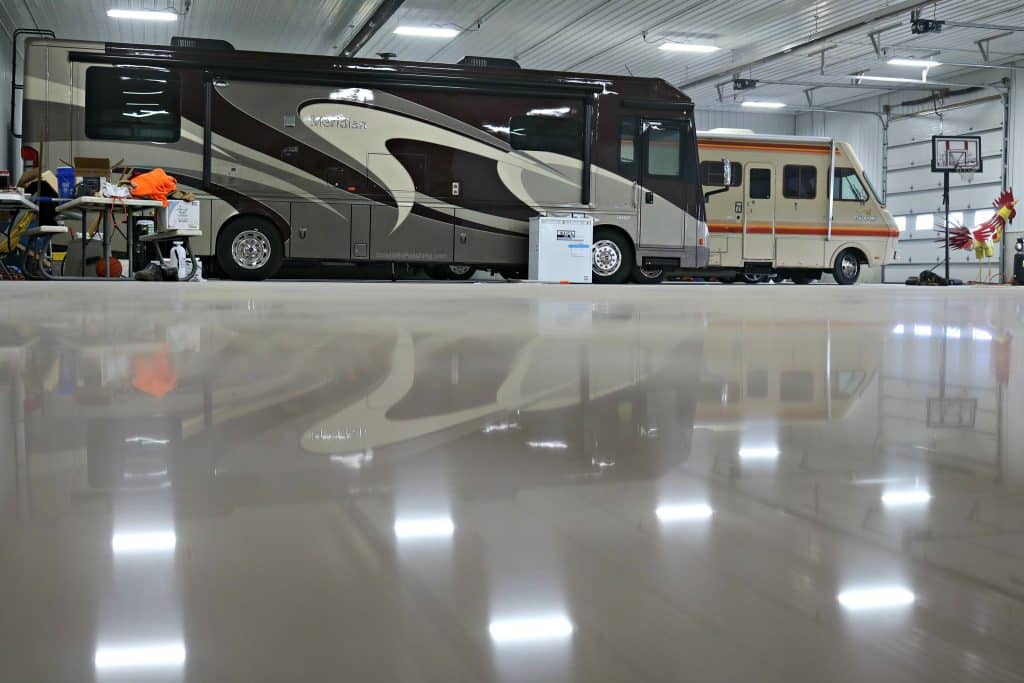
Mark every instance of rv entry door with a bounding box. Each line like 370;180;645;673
743;164;775;261
638;119;685;250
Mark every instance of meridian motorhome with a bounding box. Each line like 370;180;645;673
18;37;717;283
695;132;899;284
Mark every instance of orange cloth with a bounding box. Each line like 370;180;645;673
131;344;178;398
130;168;178;207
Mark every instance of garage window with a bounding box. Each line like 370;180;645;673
85;66;181;142
783;165;817;200
833;168;869;202
700;161;742;187
509;115;582;158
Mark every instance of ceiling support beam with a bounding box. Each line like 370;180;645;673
681;0;934;90
340;0;405;58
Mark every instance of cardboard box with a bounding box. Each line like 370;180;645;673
528;215;593;283
166;200;201;231
74;157;111;179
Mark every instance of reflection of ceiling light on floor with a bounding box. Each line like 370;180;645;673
656;503;713;522
482;422;519;434
393;517;454;540
972;328;993;341
739;446;780;460
526;440;568;450
111;531;177;554
881;489;932;506
94;642;186;670
913;325;932;338
892;324;905;335
489;615;574;644
837;586;916;610
330;450;374;470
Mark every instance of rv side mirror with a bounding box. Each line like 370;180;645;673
721;158;732;187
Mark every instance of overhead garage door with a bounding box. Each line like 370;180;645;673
883;96;1006;282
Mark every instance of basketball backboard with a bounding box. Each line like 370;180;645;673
932;135;982;173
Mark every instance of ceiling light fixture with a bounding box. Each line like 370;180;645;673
660;42;720;54
855;75;927;84
741;101;786;109
394;26;460;38
107;9;178;21
888;58;942;68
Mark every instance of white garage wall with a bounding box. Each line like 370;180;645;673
696;108;796;135
795;109;885;192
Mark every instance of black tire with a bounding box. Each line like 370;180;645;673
216;218;284;281
832;249;862;285
444;264;477;281
742;273;770;284
592;227;633;284
631;264;665;284
792;270;821;285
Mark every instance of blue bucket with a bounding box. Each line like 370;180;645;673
56;166;75;198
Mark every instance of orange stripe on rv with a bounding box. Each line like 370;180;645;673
699;142;841;156
709;224;898;237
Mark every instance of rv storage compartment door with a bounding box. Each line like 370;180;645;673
290;202;351;260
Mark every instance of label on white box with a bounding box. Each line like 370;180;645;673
167;200;200;231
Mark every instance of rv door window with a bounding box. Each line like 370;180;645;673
85;67;181;143
749;168;771;199
618;118;637;180
509;115;582;158
700;161;742;187
783;165;817;200
833;168;869;202
646;123;680;177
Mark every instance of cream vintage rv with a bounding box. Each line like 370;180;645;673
696;132;899;284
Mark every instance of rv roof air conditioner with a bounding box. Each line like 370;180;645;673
458;56;520;69
171;36;235;50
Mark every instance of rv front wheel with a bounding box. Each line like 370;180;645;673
592;227;632;284
217;218;284;281
832;249;862;285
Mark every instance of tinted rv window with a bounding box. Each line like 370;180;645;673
85;67;181;143
749;168;771;199
834;168;868;202
646;123;680;177
509;115;582;158
783;165;817;200
618;118;636;179
700;161;742;187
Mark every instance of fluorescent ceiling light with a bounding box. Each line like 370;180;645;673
855;75;925;84
656;503;714;522
489;615;574;644
107;9;178;21
837;586;916;610
94;642;186;670
393;517;454;540
111;531;177;554
660;42;720;53
888;58;942;68
394;26;459;38
741;101;786;109
881;489;932;506
739;446;780;460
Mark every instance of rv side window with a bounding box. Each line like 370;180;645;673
700;161;742;187
749;168;771;199
834;168;869;202
509;115;582;158
618;119;636;180
783;165;817;200
85;67;181;143
646;123;680;177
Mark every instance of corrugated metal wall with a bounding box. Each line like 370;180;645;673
696;109;795;135
795;109;885;191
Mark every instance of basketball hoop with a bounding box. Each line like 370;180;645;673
932;135;983;285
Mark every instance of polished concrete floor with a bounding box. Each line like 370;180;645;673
1;281;1023;682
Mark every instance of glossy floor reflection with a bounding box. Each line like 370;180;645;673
1;282;1023;682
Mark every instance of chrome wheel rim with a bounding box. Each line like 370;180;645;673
593;240;622;277
231;230;271;270
840;254;858;279
448;264;472;276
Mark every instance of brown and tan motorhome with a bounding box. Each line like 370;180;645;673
696;132;899;284
18;37;713;283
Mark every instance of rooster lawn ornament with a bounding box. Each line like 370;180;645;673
937;190;1018;282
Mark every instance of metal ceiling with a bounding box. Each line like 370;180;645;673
2;0;1023;110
